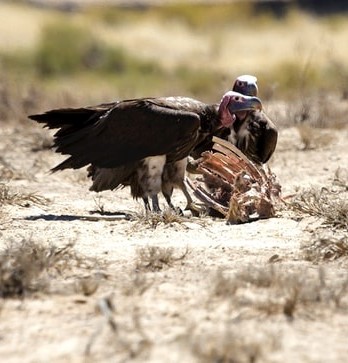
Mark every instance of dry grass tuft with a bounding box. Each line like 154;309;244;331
289;187;348;229
29;131;53;152
190;324;279;363
296;124;335;150
0;77;43;123
211;265;348;319
213;269;239;297
302;235;348;262
122;273;153;297
135;246;189;272
0;239;95;298
273;93;348;129
0;183;49;207
133;208;193;229
333;167;348;190
235;264;277;288
0;157;29;181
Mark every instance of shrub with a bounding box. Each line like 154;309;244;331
35;21;101;76
34;20;164;80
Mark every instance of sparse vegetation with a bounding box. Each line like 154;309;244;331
190;324;278;363
133;208;195;229
297;124;335;150
289;187;348;229
0;76;46;122
0;2;348;362
333;167;348;190
0;183;49;207
285;94;348;129
34;21;164;78
86;3;256;30
135;246;189;272
1;2;348;113
35;21;98;76
211;265;348;318
302;235;348;262
0;239;96;298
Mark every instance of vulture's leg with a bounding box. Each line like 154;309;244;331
151;195;161;213
162;188;175;209
162;187;183;215
161;183;182;214
143;197;151;212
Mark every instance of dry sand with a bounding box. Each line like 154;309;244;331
0;121;348;362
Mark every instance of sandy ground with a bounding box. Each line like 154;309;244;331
0;121;348;362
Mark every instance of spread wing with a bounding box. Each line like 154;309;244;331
29;99;201;171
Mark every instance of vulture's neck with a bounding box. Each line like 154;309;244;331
199;104;221;134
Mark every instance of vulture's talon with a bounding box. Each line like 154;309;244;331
185;202;207;217
172;207;184;216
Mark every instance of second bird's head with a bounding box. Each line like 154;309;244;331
218;91;262;128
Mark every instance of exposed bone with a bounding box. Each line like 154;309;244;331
186;137;281;223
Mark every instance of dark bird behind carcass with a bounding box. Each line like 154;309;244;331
29;92;262;213
189;75;278;168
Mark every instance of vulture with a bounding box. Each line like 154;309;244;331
189;75;278;166
29;92;262;212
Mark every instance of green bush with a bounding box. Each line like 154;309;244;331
35;21;97;75
34;20;163;78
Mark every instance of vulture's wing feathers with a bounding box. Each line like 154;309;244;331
254;119;278;163
30;99;201;171
233;111;278;164
87;164;137;192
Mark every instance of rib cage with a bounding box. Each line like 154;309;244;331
186;137;282;223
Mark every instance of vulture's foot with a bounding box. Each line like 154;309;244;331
143;196;162;213
185;202;207;217
165;201;184;216
172;206;184;216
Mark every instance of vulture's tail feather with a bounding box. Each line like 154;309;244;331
29;108;108;172
28;108;99;128
51;156;87;172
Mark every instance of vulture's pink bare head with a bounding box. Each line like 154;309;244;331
218;91;262;128
232;75;258;97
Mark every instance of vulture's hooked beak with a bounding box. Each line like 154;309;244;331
228;95;262;115
233;75;258;97
244;83;258;97
219;91;262;128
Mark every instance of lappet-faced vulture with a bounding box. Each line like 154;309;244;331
29;92;262;212
189;75;278;166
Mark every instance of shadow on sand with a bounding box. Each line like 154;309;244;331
25;211;134;222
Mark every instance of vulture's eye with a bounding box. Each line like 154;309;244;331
237;81;244;87
233;96;241;102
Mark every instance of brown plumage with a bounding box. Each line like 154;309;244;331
29;92;262;212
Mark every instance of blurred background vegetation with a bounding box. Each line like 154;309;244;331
0;0;347;123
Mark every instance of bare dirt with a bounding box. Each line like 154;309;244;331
0;120;348;362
